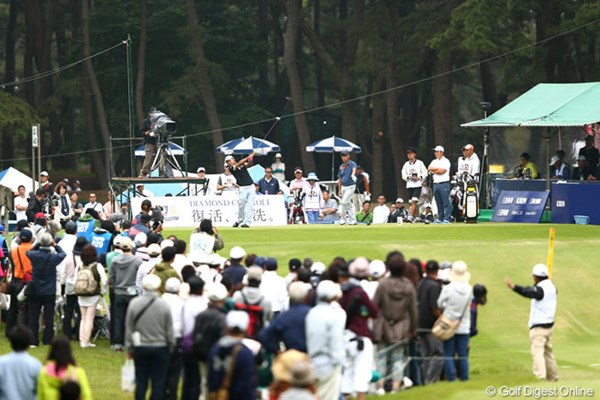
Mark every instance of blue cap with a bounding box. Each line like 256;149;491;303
19;229;33;242
265;257;278;271
254;256;267;268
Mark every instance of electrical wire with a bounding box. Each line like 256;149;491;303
2;17;599;164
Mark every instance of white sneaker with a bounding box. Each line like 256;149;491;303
80;343;96;348
339;220;346;225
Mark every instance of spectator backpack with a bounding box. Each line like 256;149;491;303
74;263;101;296
234;292;264;339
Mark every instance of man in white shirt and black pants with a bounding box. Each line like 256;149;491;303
428;145;452;223
504;263;558;381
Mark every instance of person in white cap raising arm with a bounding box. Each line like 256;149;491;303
504;264;558;381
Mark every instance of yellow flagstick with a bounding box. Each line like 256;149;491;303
547;227;556;278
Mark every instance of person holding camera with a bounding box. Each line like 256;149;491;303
401;147;428;220
139;107;158;178
26;188;46;223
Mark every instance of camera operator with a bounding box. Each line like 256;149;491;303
26;188;46;223
139;107;158;178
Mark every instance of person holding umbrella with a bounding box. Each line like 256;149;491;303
337;152;358;225
225;152;256;228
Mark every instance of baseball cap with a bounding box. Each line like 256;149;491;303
208;283;229;302
532;263;549;278
275;153;282;158
549;156;560;165
316;280;341;301
369;259;386;279
349;257;370;278
112;235;124;249
294;168;303;174
160;239;174;249
265;257;278;271
120;236;133;251
229;246;246;259
64;221;77;234
147;243;162;257
196;167;206;173
340;151;349;156
226;310;250;331
406;146;417;153
247;266;263;282
310;261;326;276
462;144;474;151
40;171;49;177
164;277;181;294
19;229;33;242
396;198;404;203
224;155;235;163
142;274;161;291
433;145;445;152
134;232;147;247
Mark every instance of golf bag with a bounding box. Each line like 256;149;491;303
288;190;306;224
450;172;479;223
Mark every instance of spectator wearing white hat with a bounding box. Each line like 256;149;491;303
207;311;257;400
133;232;149;261
39;171;54;195
125;274;174;400
135;244;162;295
195;167;212;196
428;145;452;223
222;246;247;287
192;283;229;363
302;172;323;224
457;144;481;179
437;260;472;381
372;195;390;225
360;259;386;300
232;266;274;337
306;281;346;400
504;264;558;381
216;163;238;195
419;202;434;224
271;153;286;184
163;277;184;399
549;155;570;180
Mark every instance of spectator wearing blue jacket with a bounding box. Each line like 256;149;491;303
208;311;257;400
259;282;311;354
26;233;67;346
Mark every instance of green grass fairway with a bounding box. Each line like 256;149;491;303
4;223;599;399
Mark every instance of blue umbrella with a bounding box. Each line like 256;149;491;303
219;136;280;155
306;135;362;153
216;137;245;154
306;135;362;179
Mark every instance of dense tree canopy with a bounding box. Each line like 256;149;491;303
1;0;599;196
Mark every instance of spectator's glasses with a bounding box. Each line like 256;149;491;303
265;170;272;174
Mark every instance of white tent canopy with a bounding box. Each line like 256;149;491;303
0;167;39;194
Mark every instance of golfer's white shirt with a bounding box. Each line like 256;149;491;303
429;156;451;183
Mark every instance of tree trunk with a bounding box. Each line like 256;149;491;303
185;0;225;173
370;75;386;197
2;0;18;163
81;0;108;187
283;0;315;172
386;66;404;196
135;0;148;127
432;54;453;154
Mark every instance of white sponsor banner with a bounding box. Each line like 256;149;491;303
131;194;287;227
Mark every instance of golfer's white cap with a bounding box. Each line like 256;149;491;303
275;153;282;158
433;145;445;152
224;155;235;163
532;263;549;277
